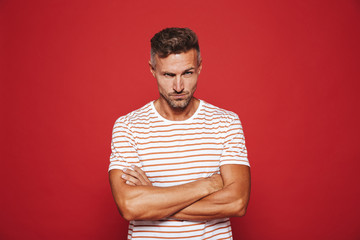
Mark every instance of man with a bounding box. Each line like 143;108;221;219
109;27;250;239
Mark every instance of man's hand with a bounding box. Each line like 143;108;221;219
121;165;152;186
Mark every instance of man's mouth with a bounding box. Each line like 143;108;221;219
171;94;186;99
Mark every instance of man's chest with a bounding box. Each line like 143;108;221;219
133;124;225;187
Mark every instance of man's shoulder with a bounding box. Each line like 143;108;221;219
114;102;153;126
201;100;239;122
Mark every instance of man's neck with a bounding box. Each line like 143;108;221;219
154;97;200;121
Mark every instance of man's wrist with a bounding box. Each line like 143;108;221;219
206;174;223;194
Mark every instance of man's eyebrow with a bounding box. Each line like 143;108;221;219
161;68;195;75
182;67;195;73
161;71;176;75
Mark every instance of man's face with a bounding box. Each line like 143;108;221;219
150;49;202;109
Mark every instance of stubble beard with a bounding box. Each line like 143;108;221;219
162;92;193;109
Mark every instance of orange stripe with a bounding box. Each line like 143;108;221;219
131;127;242;135
130;131;228;140
204;220;230;230
149;171;216;179
203;229;232;240
131;120;233;129
139;142;223;150
220;159;248;163
224;131;244;139
111;145;132;148
192;116;233;121
116;151;138;154
224;138;245;145
223;150;243;154
139;148;222;157
131;222;203;228
130;115;158;122
131;119;163;124
151;177;205;184
143;160;219;168
194;113;234;119
113;127;243;139
140;154;221;162
203;104;226;111
144;165;219;173
129;115;236;126
113;129;133;135
131;232;206;239
112;140;130;144
132;106;152;115
130;227;204;234
195;113;230;119
136;136;222;145
224;135;245;144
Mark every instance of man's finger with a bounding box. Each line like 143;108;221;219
123;168;148;185
122;172;141;185
131;165;152;185
125;180;136;186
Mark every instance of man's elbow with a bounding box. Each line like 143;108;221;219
120;206;136;221
120;210;135;221
236;205;247;217
233;198;248;217
115;198;138;221
122;211;137;221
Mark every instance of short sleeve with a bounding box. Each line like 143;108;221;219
108;117;140;172
219;115;250;167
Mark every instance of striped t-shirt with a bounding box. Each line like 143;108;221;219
109;100;249;240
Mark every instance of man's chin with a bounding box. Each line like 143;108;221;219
168;99;191;109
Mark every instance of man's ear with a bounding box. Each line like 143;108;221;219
197;60;202;74
149;61;155;77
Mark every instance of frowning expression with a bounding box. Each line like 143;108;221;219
150;49;202;109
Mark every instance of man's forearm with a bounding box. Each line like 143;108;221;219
171;182;248;221
172;165;251;221
109;169;223;221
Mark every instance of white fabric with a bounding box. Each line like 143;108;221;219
109;100;249;239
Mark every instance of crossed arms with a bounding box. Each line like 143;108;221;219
109;164;250;221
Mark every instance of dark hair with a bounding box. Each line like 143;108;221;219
150;27;201;67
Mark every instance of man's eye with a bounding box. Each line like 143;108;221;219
164;73;174;77
184;72;193;75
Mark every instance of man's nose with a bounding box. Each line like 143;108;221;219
173;75;184;93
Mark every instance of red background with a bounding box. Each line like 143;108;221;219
1;0;360;239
